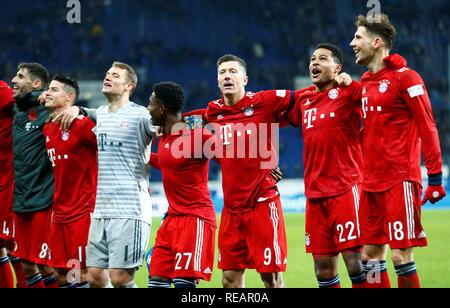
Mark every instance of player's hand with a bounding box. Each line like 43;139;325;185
52;105;80;131
270;167;283;183
156;126;164;137
38;91;47;105
335;73;353;86
421;185;446;205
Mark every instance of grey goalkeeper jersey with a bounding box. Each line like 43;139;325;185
93;101;156;224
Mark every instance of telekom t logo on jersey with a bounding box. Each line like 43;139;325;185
303;108;336;129
169;122;280;170
304;108;318;129
47;149;56;167
220;125;233;145
47;148;69;167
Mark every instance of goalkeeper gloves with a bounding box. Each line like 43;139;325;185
421;174;447;205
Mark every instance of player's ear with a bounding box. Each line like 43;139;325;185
67;91;75;104
127;82;135;92
372;37;383;49
243;75;249;87
335;63;343;75
33;79;42;90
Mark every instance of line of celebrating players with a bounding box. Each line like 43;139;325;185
0;13;446;288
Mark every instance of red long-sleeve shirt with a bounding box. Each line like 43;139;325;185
360;54;442;192
150;127;217;227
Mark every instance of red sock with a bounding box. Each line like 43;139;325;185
398;273;420;288
0;256;15;288
318;275;341;288
9;257;27;288
352;281;370;288
43;273;59;288
367;271;391;288
26;273;46;289
28;280;45;288
395;262;420;288
350;272;368;288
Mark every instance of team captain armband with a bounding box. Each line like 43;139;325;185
407;84;425;98
184;115;203;130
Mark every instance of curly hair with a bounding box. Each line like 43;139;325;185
153;81;185;114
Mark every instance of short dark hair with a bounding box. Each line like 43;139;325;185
52;74;80;101
18;62;50;89
356;14;397;50
217;54;247;72
315;43;344;66
153;82;185;114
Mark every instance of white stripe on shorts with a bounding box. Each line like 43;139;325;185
352;185;361;237
194;219;204;272
269;201;281;265
404;182;415;240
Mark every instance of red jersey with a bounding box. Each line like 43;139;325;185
205;90;294;213
286;82;363;198
0;81;14;190
360;54;442;192
150;127;217;227
43;115;98;223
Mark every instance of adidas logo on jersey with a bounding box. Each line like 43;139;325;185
418;231;427;239
203;267;212;274
164;143;170;149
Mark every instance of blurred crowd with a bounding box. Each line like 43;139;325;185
1;0;449;178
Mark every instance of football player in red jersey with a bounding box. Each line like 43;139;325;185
147;82;217;288
185;55;296;288
43;75;97;288
284;43;367;288
350;14;446;288
0;80;16;288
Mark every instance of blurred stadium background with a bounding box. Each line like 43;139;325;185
1;0;449;287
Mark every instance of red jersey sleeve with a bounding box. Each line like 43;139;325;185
260;90;295;120
201;130;216;156
0;81;14;111
150;152;161;169
348;81;363;102
399;69;442;175
281;87;316;127
182;109;209;123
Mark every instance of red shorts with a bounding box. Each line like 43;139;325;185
47;214;92;269
360;181;427;249
218;194;287;273
0;181;14;244
13;207;52;265
306;185;362;255
150;215;216;281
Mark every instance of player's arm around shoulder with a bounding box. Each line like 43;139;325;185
139;110;158;144
149;152;160;169
52;105;98;131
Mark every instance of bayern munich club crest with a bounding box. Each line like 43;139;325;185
243;106;254;117
120;120;130;129
379;80;390;93
305;233;311;247
328;89;339;100
61;131;70;141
